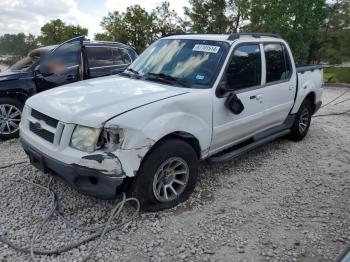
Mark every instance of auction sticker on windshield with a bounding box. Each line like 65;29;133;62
193;44;220;53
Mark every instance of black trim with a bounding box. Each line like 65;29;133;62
209;115;295;163
296;65;323;73
228;33;281;41
21;139;125;199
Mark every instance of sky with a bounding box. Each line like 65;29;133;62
0;0;188;39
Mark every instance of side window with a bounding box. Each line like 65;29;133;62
264;43;290;83
86;47;114;68
112;49;125;65
44;41;81;68
119;49;132;64
224;44;261;90
283;45;293;79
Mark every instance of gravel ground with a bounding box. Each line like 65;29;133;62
0;86;349;262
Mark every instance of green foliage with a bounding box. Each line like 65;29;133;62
99;2;183;53
0;33;39;56
184;0;229;33
38;19;88;46
247;0;327;63
100;6;154;52
153;2;185;37
324;67;350;84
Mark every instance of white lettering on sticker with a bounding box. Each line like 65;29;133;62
193;44;220;53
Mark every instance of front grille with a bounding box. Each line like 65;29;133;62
31;109;59;128
29;122;54;143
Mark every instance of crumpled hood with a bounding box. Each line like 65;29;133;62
26;75;188;127
0;70;23;81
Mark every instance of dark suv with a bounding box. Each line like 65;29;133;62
0;36;137;139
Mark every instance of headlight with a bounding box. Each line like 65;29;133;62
70;125;101;153
97;126;125;152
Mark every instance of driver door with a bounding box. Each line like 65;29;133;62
211;43;266;154
35;37;83;92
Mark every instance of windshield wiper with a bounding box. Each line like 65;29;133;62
145;73;190;88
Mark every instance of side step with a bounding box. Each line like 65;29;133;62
208;129;290;163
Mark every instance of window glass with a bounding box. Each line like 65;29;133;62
112;49;124;65
119;49;131;64
224;44;261;90
128;39;229;88
86;47;113;68
46;41;80;68
264;43;289;83
283;45;292;79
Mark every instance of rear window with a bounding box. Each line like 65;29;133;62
264;43;291;83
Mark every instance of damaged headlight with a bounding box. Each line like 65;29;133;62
70;125;101;153
97;126;125;152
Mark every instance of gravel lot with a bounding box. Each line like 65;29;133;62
0;86;349;262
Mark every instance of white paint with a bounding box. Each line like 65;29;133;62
20;34;323;179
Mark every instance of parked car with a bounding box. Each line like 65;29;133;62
0;37;137;139
20;33;323;211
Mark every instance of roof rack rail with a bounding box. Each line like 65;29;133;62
227;33;281;41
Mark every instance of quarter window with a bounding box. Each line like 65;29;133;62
264;43;291;83
119;49;131;64
224;44;262;90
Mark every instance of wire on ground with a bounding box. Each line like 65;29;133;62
0;166;140;262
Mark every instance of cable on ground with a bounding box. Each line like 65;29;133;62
0;166;140;262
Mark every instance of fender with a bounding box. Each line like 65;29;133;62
106;89;212;177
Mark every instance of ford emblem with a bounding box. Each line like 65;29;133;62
34;121;43;130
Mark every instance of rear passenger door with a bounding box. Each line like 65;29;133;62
261;43;296;128
86;46;131;78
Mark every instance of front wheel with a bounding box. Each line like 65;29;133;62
129;138;198;211
289;99;312;141
0;97;23;140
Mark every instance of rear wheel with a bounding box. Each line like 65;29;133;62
0;97;23;140
129;138;198;211
289;99;312;141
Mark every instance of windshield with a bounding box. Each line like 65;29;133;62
125;39;229;88
10;54;40;71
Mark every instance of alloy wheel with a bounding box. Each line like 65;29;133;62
298;108;309;134
152;157;189;202
0;104;22;135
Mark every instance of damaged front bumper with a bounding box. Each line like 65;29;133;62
21;139;126;199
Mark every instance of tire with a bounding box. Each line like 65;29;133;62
0;97;23;140
289;99;312;141
129;138;198;212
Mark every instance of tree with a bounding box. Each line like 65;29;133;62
227;0;250;32
247;0;326;63
0;33;39;56
100;11;129;43
315;0;350;63
153;1;184;37
38;19;88;45
99;5;155;53
184;0;229;33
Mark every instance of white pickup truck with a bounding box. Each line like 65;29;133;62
20;33;323;211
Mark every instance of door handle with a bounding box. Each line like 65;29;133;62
250;94;263;100
289;86;294;91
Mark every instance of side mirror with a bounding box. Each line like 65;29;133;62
225;93;244;115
